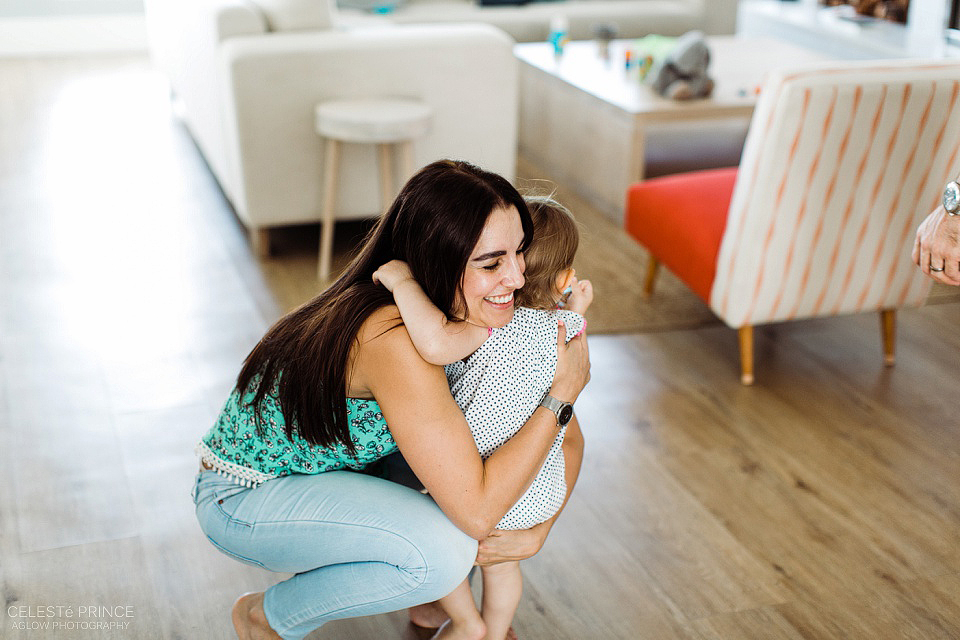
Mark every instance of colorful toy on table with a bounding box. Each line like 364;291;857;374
626;34;675;80
643;30;715;100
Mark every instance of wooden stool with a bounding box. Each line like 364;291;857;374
314;98;433;281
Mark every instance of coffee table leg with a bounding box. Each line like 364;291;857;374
628;125;647;183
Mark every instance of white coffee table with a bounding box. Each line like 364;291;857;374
515;36;828;222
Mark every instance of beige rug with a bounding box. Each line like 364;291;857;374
256;157;960;334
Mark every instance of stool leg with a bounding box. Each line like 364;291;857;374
399;140;414;185
378;143;394;212
318;138;340;282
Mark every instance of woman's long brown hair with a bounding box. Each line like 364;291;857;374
235;160;533;450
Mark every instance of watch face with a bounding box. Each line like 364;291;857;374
557;404;574;426
944;181;960;214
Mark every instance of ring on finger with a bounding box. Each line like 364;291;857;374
930;264;946;272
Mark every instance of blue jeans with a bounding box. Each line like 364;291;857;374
192;462;477;639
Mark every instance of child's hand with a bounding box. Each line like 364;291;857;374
565;277;594;314
372;260;414;292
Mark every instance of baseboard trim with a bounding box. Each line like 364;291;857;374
0;14;147;56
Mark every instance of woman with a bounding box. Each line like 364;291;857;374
192;160;591;640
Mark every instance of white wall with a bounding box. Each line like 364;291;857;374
0;0;143;17
0;14;148;56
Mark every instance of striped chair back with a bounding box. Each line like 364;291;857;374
710;59;960;328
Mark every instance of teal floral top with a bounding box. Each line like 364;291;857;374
196;376;397;487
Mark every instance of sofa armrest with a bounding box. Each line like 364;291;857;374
144;0;269;205
217;1;269;41
144;0;266;74
217;23;519;227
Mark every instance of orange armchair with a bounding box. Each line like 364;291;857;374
626;58;960;384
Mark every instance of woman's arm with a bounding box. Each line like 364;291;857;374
475;415;584;565
353;307;590;540
373;260;489;364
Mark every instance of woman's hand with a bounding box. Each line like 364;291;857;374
372;260;414;292
549;320;590;404
475;523;551;566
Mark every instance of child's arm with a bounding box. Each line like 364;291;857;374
564;276;594;315
373;260;489;365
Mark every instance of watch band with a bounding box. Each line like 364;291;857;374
539;393;574;427
944;180;960;216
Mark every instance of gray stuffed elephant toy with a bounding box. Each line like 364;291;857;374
647;30;714;100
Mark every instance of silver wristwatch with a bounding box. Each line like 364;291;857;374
944;181;960;216
539;393;574;428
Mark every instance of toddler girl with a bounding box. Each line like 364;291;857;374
373;195;593;640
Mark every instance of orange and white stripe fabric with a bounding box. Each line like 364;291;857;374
711;59;960;329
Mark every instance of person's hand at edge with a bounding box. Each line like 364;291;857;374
913;206;960;286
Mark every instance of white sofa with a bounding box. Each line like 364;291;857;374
144;0;523;251
339;0;742;42
341;0;706;42
143;0;737;250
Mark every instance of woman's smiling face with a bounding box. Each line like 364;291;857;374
458;205;526;329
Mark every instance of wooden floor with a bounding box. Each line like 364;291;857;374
2;54;959;640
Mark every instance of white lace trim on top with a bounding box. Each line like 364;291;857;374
195;441;277;488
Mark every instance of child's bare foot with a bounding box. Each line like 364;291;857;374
232;592;282;640
429;618;486;640
409;601;449;629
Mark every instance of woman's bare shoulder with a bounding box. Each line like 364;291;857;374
358;304;408;348
351;305;438;393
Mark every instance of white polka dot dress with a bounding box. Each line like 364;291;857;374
444;306;586;530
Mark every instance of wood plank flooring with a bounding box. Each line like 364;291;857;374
1;54;958;640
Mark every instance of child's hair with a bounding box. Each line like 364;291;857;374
516;195;580;310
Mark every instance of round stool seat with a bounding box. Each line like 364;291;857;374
315;98;433;144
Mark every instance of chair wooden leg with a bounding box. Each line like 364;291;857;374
318;138;340;282
643;256;660;297
880;308;896;366
738;325;754;385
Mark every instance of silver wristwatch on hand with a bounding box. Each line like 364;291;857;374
944;180;960;216
539;393;574;428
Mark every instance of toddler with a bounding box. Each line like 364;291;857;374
373;195;593;640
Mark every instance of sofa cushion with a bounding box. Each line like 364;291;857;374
252;0;337;30
624;167;737;303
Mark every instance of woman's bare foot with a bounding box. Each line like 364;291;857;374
409;601;449;629
232;592;282;640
